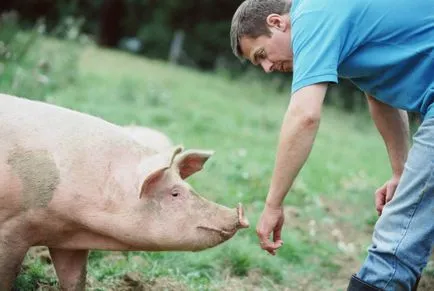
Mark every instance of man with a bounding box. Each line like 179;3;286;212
230;0;433;290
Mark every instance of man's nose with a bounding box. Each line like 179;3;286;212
260;59;273;73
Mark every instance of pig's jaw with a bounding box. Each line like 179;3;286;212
195;203;250;243
197;225;236;240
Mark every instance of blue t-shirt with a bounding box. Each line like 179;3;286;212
290;0;434;119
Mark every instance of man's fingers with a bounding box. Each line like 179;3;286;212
262;242;281;255
375;184;386;197
258;234;278;250
258;231;282;255
375;187;386;216
273;225;284;247
385;183;397;203
259;239;276;252
375;194;385;214
257;229;271;248
376;205;383;216
256;207;284;255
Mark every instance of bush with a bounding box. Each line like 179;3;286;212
0;11;84;101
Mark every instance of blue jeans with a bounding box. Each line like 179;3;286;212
357;117;434;290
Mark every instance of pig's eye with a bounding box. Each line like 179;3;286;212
171;189;180;197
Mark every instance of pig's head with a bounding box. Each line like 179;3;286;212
134;145;249;251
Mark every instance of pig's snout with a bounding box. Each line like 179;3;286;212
196;203;249;237
193;202;250;250
237;203;249;229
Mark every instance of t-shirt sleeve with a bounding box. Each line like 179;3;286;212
291;11;346;93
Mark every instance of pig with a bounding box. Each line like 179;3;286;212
0;94;249;291
122;125;173;152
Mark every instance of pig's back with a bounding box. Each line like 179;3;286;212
0;94;146;156
0;94;144;215
1;94;128;147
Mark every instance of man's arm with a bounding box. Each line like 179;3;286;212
257;83;327;254
266;83;327;207
366;94;410;214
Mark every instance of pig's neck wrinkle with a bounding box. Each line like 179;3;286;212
44;228;167;251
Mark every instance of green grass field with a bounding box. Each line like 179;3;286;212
4;38;433;291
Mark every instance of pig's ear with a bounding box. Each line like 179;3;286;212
168;145;184;166
173;149;214;179
139;146;184;198
140;167;167;198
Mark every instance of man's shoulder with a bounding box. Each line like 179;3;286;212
291;0;353;22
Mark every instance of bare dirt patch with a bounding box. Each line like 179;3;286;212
19;198;434;291
107;272;188;291
283;196;434;291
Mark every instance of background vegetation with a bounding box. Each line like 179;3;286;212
0;3;430;291
0;0;374;112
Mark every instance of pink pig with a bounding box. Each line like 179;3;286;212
0;94;249;290
122;125;173;152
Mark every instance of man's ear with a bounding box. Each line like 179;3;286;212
266;14;288;31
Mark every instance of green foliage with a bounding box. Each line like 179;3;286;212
13;36;398;290
3;0;245;69
14;260;56;290
0;11;84;101
2;0;388;115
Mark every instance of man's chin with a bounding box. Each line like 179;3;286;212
276;62;293;73
277;67;293;73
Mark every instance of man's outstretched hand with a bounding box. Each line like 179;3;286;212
256;204;285;255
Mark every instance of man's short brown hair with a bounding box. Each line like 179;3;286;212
230;0;291;60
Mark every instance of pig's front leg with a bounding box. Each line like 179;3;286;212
49;248;89;291
0;241;29;291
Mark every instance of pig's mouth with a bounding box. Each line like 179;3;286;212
197;225;235;239
197;203;249;239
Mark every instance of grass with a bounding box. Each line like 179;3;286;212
4;37;401;290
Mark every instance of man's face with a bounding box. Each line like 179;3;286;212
239;14;293;73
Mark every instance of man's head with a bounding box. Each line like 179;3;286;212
230;0;293;73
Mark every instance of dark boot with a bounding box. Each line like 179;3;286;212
412;276;420;291
347;274;382;291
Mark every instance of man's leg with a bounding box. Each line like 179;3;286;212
349;118;434;291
